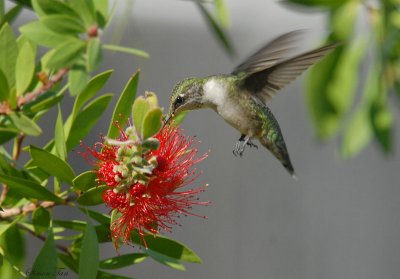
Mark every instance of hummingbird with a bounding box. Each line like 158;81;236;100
165;30;338;178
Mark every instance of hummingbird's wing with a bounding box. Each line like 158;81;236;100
232;30;304;75
238;43;339;104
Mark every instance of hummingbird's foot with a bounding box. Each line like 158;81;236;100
233;135;253;157
246;139;258;149
233;141;244;157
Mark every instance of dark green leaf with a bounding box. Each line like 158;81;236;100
132;233;202;263
0;69;9;102
79;217;99;279
102;44;150;58
41;14;86;34
197;3;234;56
69;0;96;27
32;207;51;234
0;174;64;203
57;253;78;273
31;0;81;18
73;171;98;191
0;5;23;29
8;112;42;136
55;106;67;160
284;0;349;8
146;249;186;271
15;41;35;96
53;219;86;231
0;216;22;237
69;63;90;96
46;39;86;70
97;271;134;279
66;94;113;151
141;108;162;139
76;185;107;206
0;23;18;87
70;70;113;119
95;0;109;28
371;102;393;154
78;208;110;225
30;229;57;279
87;38;102;72
20;21;75;48
30;145;75;185
0;225;25;279
107;70;139;138
99;253;148;269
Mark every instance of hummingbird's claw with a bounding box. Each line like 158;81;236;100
246;139;258;149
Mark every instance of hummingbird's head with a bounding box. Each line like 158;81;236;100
165;78;205;124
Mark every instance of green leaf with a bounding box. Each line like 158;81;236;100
79;217;99;279
102;44;149;58
371;102;393;154
73;171;98;191
99;253;148;269
0;216;22;237
31;0;81;18
32;207;51;234
46;39;86;70
76;185;107;206
96;0;109;28
22;91;63;115
96;271;134;279
41;14;86;34
15;41;35;96
58;253;78;273
69;0;96;27
30;145;75;185
284;0;349;8
0;174;64;203
107;70;139;138
171;111;188;126
132;96;150;136
0;23;18;87
30;229;57;279
55;106;67;160
78;208;110;225
0;225;25;279
0;5;23;29
70;70;113;119
53;219;86;231
141;108;162;139
215;0;230;28
331;1;359;40
87;38;102;72
0;69;9;102
68;63;90;96
20;21;75;48
197;3;234;56
132;233;202;263
8;112;42;136
66;94;113;151
146;249;186;271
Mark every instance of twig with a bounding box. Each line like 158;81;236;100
0;201;55;219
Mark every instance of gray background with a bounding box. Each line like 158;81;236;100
21;0;400;278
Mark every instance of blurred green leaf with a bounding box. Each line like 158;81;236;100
57;253;78;273
41;14;86;34
76;185;107;206
30;145;75;185
30;229;57;279
0;174;64;203
132;232;202;264
20;21;75;48
141;108;162;139
215;0;230;28
15;41;35;96
46;39;86;70
69;0;96;27
132;96;150;136
66;94;113;151
171;111;188;126
79;217;99;279
22;91;63;115
0;216;22;237
0;225;25;279
53;219;86;231
99;253;148;269
96;271;134;279
31;0;80;18
0;4;23;29
0;23;18;87
55;106;67;160
95;0;109;28
9;112;42;136
371;101;393;154
68;63;90;96
87;38;102;72
0;69;9;101
108;70;139;138
78;207;110;225
331;1;359;40
197;3;234;56
146;249;186;271
32;207;50;234
284;0;349;8
102;44;150;58
73;171;98;191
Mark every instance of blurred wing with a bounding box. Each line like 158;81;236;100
241;43;339;104
232;30;305;75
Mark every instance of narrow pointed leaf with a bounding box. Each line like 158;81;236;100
0;174;64;203
73;171;98;191
78;208;110;225
66;94;113;151
76;185;107;206
32;207;50;234
41;15;86;34
79;218;99;279
141;108;162;139
99;253;148;269
68;63;90;96
103;44;149;58
15;41;35;96
46;39;86;70
0;69;9;101
108;70;139;138
30;229;57;279
87;38;102;72
9;112;42;136
30;145;75;185
146;249;186;271
55;106;67;160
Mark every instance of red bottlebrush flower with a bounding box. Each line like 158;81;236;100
83;124;208;248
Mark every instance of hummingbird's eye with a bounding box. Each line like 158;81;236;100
175;96;184;105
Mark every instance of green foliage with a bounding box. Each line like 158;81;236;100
286;0;400;158
79;218;99;279
30;229;57;279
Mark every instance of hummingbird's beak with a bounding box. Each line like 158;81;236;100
162;113;174;128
